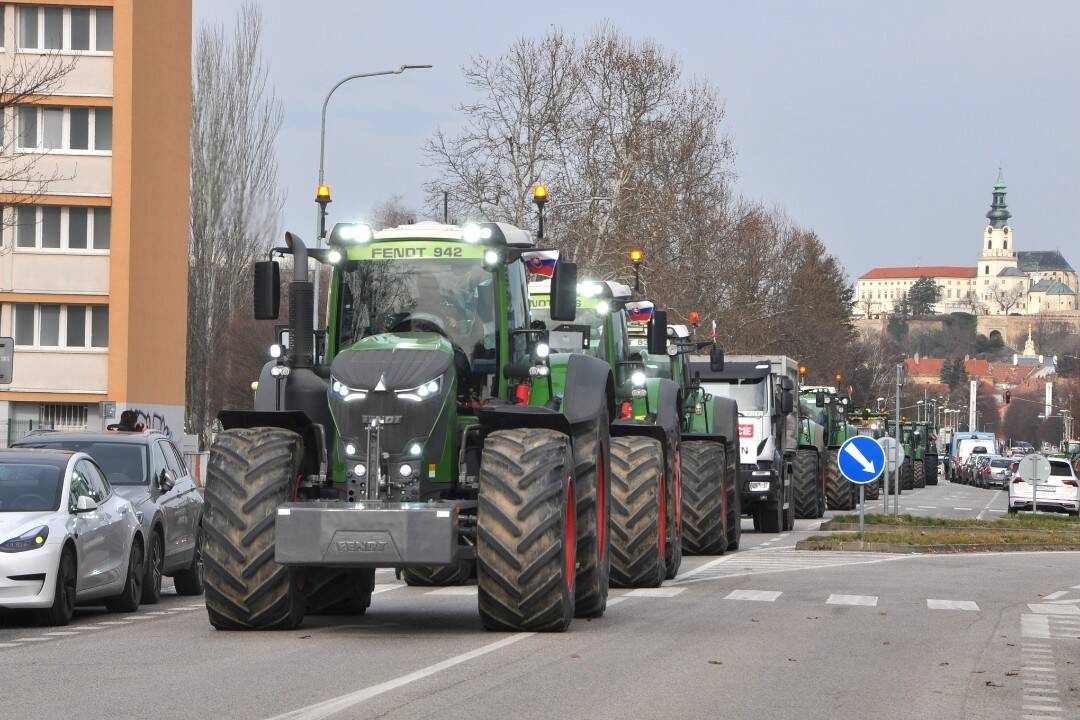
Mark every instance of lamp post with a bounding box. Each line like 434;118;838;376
629;248;644;293
313;64;432;328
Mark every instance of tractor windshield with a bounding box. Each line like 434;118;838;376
336;258;496;367
530;304;606;359
702;378;767;414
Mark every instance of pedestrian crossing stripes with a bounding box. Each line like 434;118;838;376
1021;614;1080;640
673;548;907;585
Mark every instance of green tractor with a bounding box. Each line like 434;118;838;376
899;421;917;490
628;314;740;557
792;389;828;518
527;279;682;586
849;409;888;499
202;221;615;632
907;421;938;487
801;386;865;512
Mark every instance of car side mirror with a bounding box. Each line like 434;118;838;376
780;389;795;415
709;346;724;372
75;495;98;513
159;470;176;493
254;261;280;320
647;310;668;355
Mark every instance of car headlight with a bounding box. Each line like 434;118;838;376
331;378;367;402
0;525;49;553
396;376;442;402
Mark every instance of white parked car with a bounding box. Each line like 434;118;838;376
1008;457;1080;516
0;449;146;625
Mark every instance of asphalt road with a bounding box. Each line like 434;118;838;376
3;478;1077;720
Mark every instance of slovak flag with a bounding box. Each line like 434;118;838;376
626;301;654;322
711;319;717;338
522;250;558;277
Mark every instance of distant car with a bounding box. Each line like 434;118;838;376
985;456;1012;488
960;454;984;485
1008;457;1079;516
973;455;995;488
14;430;204;603
0;449;145;625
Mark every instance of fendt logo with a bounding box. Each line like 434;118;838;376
738;424;754;438
361;415;402;424
336;539;389;553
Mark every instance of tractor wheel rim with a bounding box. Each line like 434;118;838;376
565;476;576;591
658;471;666;561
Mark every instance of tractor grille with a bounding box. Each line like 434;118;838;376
333;390;443;457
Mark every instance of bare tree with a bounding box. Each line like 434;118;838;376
0;52;78;232
187;3;283;448
372;194;417;229
989;282;1024;314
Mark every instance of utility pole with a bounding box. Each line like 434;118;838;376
968;378;977;433
894;363;903;516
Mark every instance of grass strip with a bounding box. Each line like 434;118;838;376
828;513;1079;531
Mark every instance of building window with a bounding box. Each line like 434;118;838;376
10;303;108;349
1003;240;1007;250
16;105;112;153
39;403;89;430
11;205;111;251
17;5;113;53
985;265;990;275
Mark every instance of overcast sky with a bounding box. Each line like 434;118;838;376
192;1;1080;280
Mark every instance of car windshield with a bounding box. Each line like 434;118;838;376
0;462;64;511
337;257;496;370
22;442;148;485
531;304;605;359
703;378;767;413
990;459;1010;468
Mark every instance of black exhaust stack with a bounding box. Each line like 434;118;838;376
284;232;315;369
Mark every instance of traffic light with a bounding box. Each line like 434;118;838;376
1005;390;1012;405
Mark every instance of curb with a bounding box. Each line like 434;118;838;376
820;521;1080;537
795;539;1080;554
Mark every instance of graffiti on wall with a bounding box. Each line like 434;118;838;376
123;408;175;439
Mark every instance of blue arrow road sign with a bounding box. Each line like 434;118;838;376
837;436;886;484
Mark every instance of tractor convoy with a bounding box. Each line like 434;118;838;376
200;211;904;635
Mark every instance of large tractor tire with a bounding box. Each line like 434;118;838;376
725;460;741;551
609;436;666;588
307;569;376;615
901;460;914;491
864;477;880;500
203;428;305;631
793;449;823;519
402;561;472;587
825;452;855;511
925;455;939;486
477;428;576;632
572;416;610;618
664;444;683;580
913;459;926;488
681;441;727;555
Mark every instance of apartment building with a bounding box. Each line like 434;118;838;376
0;1;190;441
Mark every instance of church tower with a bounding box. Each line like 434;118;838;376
977;168;1024;312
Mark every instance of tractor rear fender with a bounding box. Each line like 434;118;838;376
612;377;681;466
217;408;326;480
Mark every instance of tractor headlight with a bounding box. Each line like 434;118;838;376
596;300;611;315
483;249;501;268
331;378;367;402
270;365;290;378
408;443;422;457
353;464;366;477
345;443;358;457
631;371;646;387
326;249;343;264
462;223;492;244
336;223;374;244
269;344;282;359
399;464;414;477
396;376;443;402
0;525;48;553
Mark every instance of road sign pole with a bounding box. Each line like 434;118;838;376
895;364;903;516
859;484;865;541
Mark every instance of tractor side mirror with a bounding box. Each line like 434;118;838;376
781;389;794;415
709;346;724;372
647;310;668;355
815;390;826;407
549;261;578;322
254;261;280;320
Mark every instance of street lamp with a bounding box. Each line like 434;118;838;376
916;400;924;422
629;248;644;292
313;64;433;327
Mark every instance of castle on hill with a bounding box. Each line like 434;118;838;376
854;170;1077;318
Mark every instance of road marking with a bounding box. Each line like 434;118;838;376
1022;615;1051;638
74;625;104;630
0;643;21;648
1028;604;1080;616
1022;667;1056;673
917;505;937;509
953;507;974;511
975;490;1003;520
96;621;130;625
12;637;52;642
725;589;781;602
625;587;685;598
826;594;878;606
1043;591;1067;600
43;631;79;636
425;587;477;596
673;549;906;585
927;599;979;611
123;615;154;620
606;596;630;607
263;633;535;720
373;582;405;595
